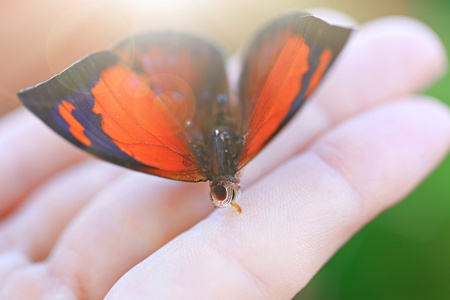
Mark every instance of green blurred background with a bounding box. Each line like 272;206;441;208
1;0;449;298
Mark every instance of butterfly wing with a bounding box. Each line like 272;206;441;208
236;11;352;169
18;33;229;182
113;32;229;141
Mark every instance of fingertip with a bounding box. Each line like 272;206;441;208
356;16;447;84
226;53;242;95
403;96;450;149
306;7;358;27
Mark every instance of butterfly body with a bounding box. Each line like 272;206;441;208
18;12;352;212
208;125;242;209
192;88;243;208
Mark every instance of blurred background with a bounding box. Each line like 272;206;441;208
0;0;448;298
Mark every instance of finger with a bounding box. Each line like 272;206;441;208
0;172;210;300
0;109;87;216
105;97;450;299
242;15;447;185
0;160;123;263
36;175;211;300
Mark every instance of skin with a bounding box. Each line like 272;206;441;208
1;10;450;300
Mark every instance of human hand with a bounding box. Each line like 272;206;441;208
1;10;449;299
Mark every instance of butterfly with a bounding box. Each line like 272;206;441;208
17;11;352;213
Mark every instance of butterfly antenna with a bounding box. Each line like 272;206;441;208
230;202;242;213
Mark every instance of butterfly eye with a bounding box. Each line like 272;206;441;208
210;183;232;208
210;182;242;213
212;184;227;201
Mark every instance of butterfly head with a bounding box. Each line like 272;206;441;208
210;181;242;213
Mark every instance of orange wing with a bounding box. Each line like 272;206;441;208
18;33;229;182
236;12;352;169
